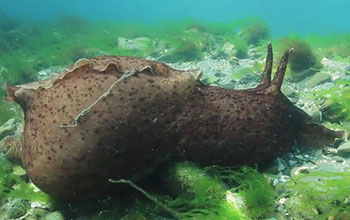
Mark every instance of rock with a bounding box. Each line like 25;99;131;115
344;197;350;205
247;46;261;59
279;175;291;183
291;166;310;177
229;56;239;66
116;37;152;51
0;118;16;140
337;142;350;156
44;211;64;220
322;147;338;155
345;65;350;74
237;72;260;86
288;159;298;166
281;85;297;97
221;42;237;58
172;58;237;87
316;204;331;215
266;157;287;174
272;213;286;220
304;71;332;89
279;198;287;205
289;68;317;82
37;66;63;80
332;156;344;163
221;82;237;89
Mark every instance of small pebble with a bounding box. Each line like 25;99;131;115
279;198;287;204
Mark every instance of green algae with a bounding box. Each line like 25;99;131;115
0;101;16;125
313;86;350;124
169;163;274;220
233;167;275;219
0;154;50;204
205;166;275;220
104;163;275;220
276;38;322;81
0;154;53;219
160;37;203;63
167;162;249;220
283;171;350;219
239;19;270;46
303;34;350;61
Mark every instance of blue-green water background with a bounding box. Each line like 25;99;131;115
0;0;349;36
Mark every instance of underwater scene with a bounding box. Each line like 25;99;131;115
0;0;350;219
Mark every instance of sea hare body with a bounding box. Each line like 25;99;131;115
4;44;345;199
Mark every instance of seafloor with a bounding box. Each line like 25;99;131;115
0;11;350;220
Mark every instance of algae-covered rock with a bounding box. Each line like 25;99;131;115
281;38;322;81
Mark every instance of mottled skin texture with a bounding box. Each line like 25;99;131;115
4;44;345;199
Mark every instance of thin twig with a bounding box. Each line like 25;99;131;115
59;70;136;128
109;178;180;219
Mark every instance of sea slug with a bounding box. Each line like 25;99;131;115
4;43;345;199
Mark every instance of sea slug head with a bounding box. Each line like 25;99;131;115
257;43;346;148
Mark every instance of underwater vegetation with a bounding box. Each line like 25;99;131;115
0;154;51;219
312;86;350;126
303;34;350;61
282;170;350;219
113;163;275;220
166;163;275;220
204;165;275;219
239;19;270;46
166;162;249;220
159;36;203;62
0;155;275;220
0;155;49;204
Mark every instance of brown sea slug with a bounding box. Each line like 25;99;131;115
4;43;345;199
